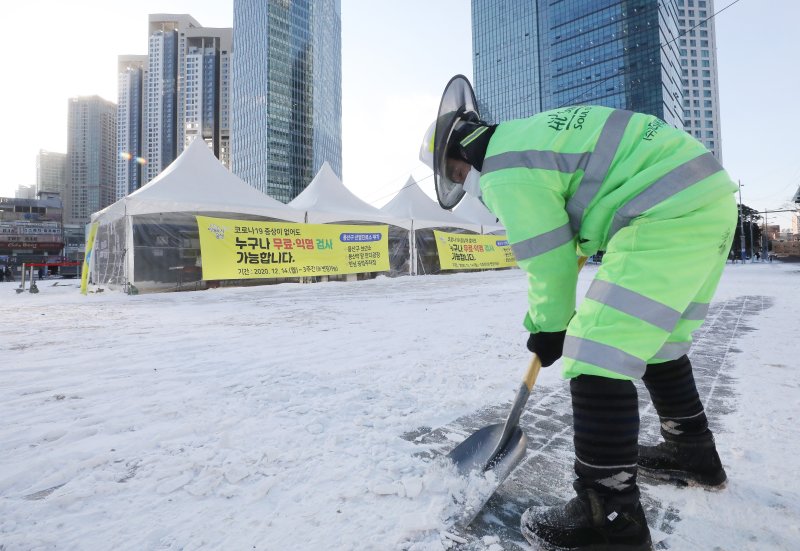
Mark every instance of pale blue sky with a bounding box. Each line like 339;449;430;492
1;0;797;227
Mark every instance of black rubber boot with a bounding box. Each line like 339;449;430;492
520;482;652;551
638;430;727;489
520;375;652;550
640;355;727;489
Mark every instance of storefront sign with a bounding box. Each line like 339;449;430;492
0;235;64;250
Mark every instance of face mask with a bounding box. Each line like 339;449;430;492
462;167;482;201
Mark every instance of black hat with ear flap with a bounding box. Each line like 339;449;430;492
448;112;488;164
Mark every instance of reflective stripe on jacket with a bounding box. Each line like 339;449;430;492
479;106;737;334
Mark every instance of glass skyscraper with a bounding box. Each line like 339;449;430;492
232;0;342;203
472;0;683;127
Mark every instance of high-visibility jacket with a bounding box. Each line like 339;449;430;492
479;106;737;379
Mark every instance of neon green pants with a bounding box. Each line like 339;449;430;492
562;193;737;380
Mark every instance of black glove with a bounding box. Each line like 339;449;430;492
526;331;567;367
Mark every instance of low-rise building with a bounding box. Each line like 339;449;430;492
772;239;800;260
0;192;83;278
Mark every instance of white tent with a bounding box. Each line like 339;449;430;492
381;177;480;232
454;193;505;234
92;139;303;223
289;162;411;277
289;162;408;227
90;139;304;292
381;177;481;275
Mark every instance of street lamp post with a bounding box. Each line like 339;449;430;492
738;180;746;262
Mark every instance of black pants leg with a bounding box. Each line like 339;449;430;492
570;375;640;493
641;355;709;438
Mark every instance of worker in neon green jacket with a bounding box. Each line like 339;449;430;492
421;76;736;551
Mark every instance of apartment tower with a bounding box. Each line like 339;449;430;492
65;96;117;225
183;28;233;169
677;0;722;161
144;14;200;183
117;55;147;199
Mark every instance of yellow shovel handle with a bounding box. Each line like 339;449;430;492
522;354;543;392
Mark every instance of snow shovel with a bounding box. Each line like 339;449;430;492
447;354;541;516
447;256;588;525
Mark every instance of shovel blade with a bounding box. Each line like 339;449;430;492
447;423;527;477
447;423;528;527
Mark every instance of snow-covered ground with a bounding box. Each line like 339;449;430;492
1;262;798;550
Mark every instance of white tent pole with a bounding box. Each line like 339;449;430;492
125;211;135;290
410;220;415;275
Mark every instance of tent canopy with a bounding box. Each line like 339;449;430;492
289;162;409;228
92;138;304;224
381;177;480;232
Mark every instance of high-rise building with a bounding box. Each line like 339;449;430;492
117;55;147;199
118;17;232;190
145;14;200;184
232;0;342;203
183;28;233;169
65;96;117;225
472;0;683;127
36;150;67;196
677;0;722;161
